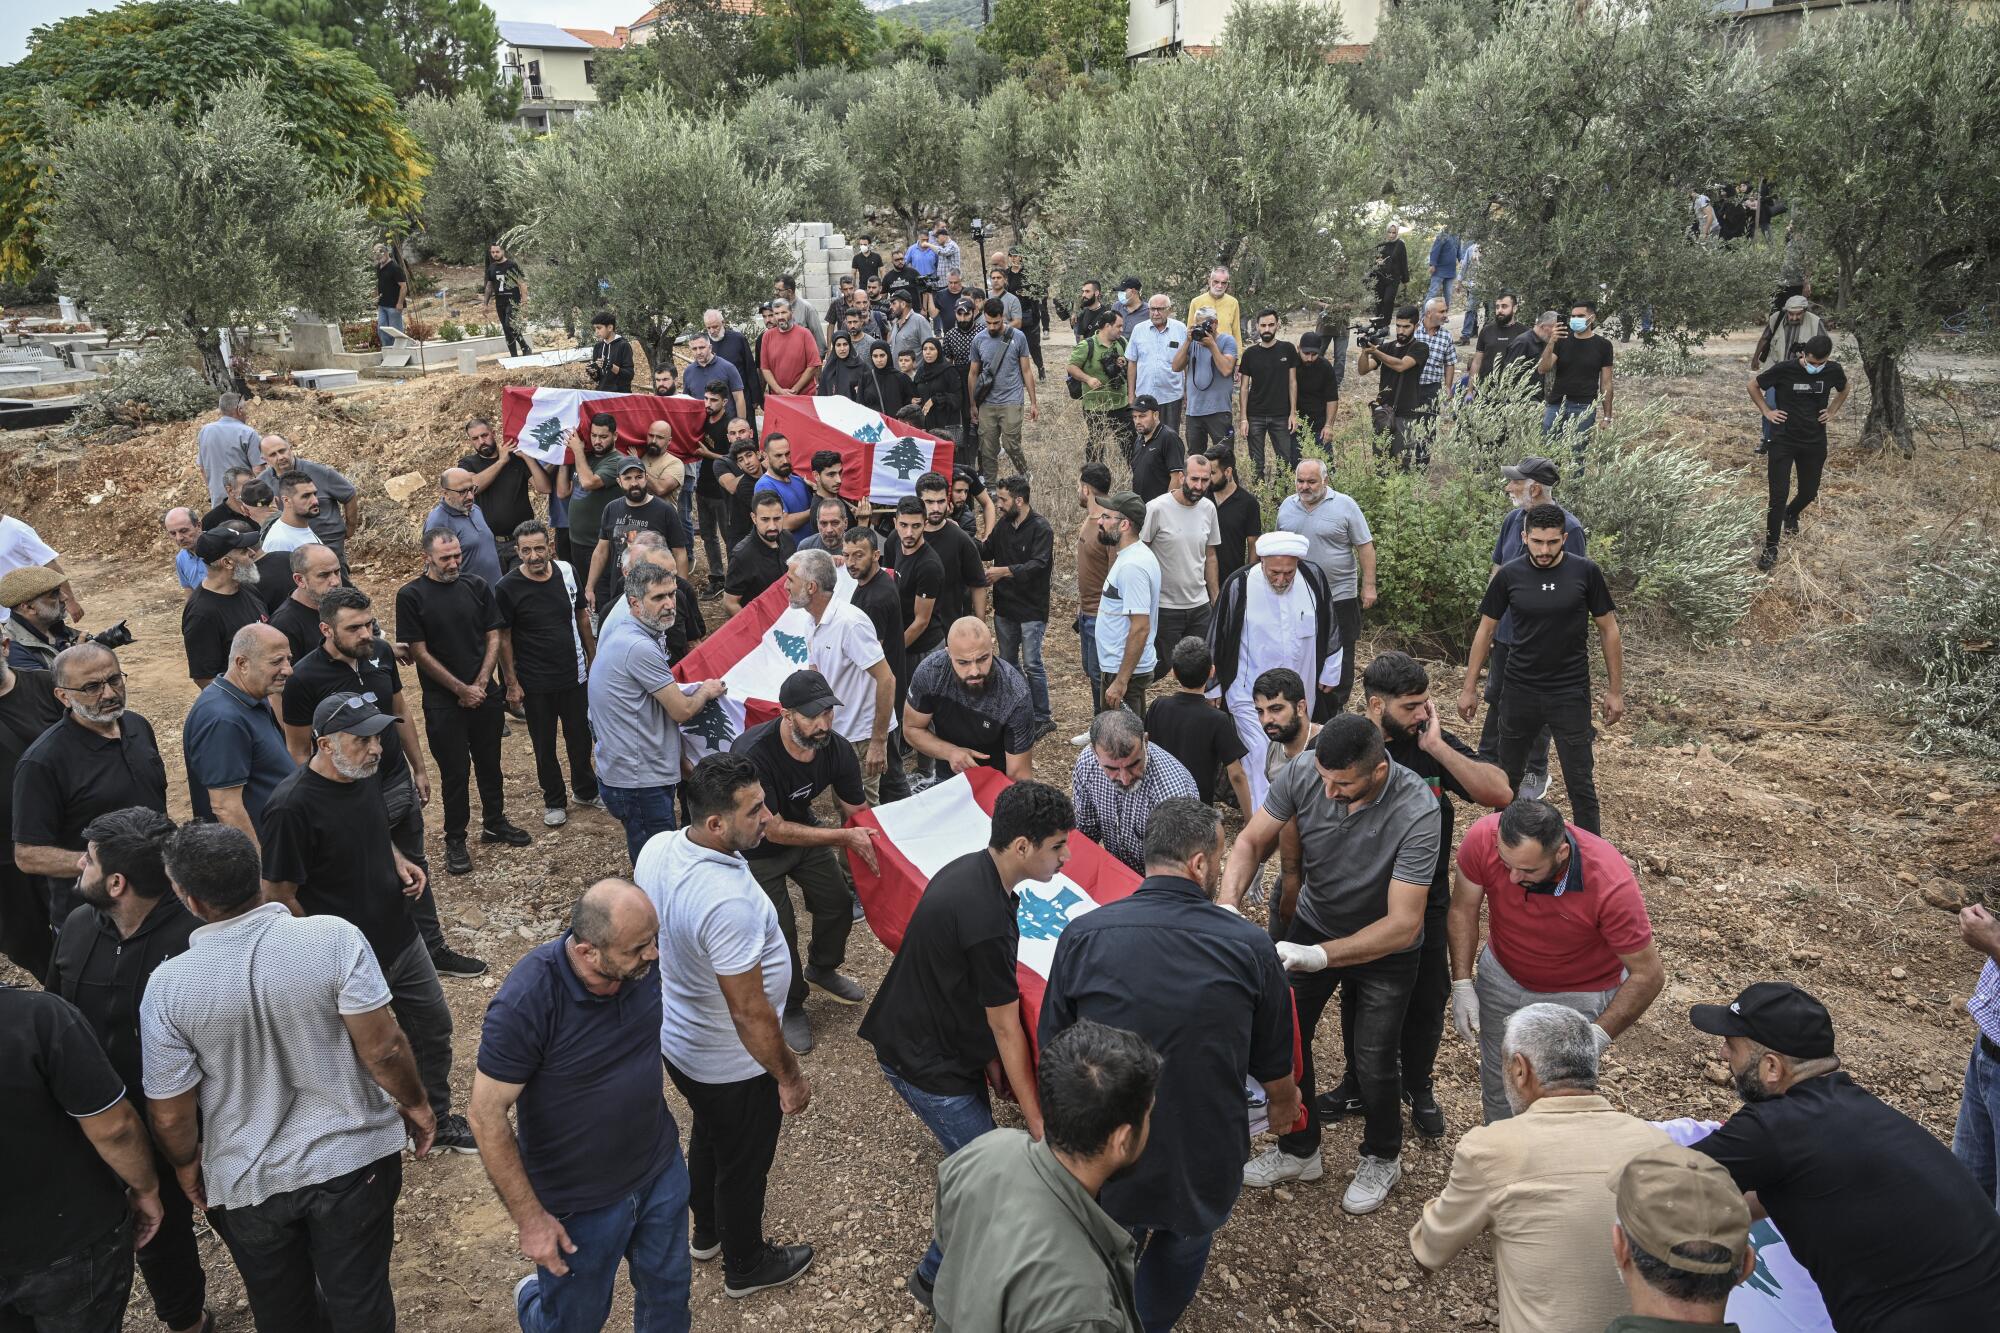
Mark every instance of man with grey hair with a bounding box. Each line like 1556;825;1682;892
794;497;850;558
786;548;893;788
681;331;747;421
1069;709;1199;875
1409;1003;1668;1333
165;506;205;594
196;393;264;505
425;468;504;589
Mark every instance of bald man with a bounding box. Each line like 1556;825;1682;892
903;617;1037;784
470;878;695;1327
183;622;297;849
426;467;505;588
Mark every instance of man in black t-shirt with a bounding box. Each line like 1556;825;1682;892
916;471;988;624
1751;334;1849;570
1466;293;1524;386
1500;311;1556;400
1294;333;1339;454
481;242;529;357
1143;637;1250;810
850;235;884;287
459;417;551;570
1537;302;1615;447
1205;449;1263;583
396;529;530;875
717;433;763;557
262;691;474;1152
858;782;1076;1305
498;521;597;826
268;544;343;665
730;671;875;1053
723;492;796;615
690;390;738;592
885;498;945;659
1237;309;1300;480
844;528;911;803
1128;396;1187;503
1356;306;1429;465
1457;504;1623;834
181;523;270;687
1317;653;1509;1138
373;244;407;330
588;458;690;611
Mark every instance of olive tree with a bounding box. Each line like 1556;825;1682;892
729;86;866;229
1767;0;2000;453
958;80;1080;238
405;91;518;263
506;90;797;388
1394;0;1774;343
842;64;969;238
38;79;370;391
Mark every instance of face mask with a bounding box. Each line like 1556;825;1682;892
1568;317;1589;333
1803;362;1825;375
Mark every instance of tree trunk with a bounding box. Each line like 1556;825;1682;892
1857;334;1913;456
194;323;232;394
646;327;674;393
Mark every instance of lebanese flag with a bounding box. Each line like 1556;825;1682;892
500;385;707;465
668;562;864;758
762;395;954;505
848;769;1305;1130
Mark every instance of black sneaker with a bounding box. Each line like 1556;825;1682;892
907;1269;936;1313
702;579;726;601
1783;514;1799;536
724;1243;813;1299
1754;440;1769;456
431;1113;479;1155
1313;1080;1363;1120
1757;545;1778;572
444;836;473;876
782;1008;814;1055
1031;719;1059;744
1518;767;1551;802
690;1229;721;1262
803;965;865;1004
1405;1086;1446;1139
480;820;533;848
431;946;488;979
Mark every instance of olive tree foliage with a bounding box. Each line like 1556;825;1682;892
1393;0;1774;344
404;91;518;263
842;65;970;237
1217;0;1348;80
1341;0;1499;129
506;91;797;389
730;86;867;229
1041;12;1376;311
958;80;1081;237
38;79;371;391
1767;0;2000;454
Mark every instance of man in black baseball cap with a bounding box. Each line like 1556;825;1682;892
184;520;270;688
1687;980;2000;1332
1116;276;1148;338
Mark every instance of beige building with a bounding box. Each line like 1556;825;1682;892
1127;0;1384;59
626;0;759;43
498;22;623;132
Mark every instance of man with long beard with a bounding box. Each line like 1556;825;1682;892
1207;531;1341;813
181;523;269;689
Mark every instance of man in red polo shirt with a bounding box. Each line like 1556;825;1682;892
1448;797;1663;1124
758;299;822;400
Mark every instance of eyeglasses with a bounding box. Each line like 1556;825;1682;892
63;672;126;696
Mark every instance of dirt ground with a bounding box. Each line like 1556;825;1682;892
4;314;1998;1333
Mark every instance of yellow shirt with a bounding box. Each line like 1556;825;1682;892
1409;1095;1670;1333
643;451;685;497
1187;291;1242;347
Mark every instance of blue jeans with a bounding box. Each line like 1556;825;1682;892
377;306;404;331
517;1151;691;1333
1075;613;1103;712
1953;1038;2000;1208
995;616;1051;724
1125;1227;1216;1333
599;782;677;870
1459;301;1480;341
1425;273;1454;303
879;1064;995;1286
1542;399;1598;456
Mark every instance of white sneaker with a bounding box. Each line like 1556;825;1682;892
1242;1146;1323;1189
543;807;568;828
1341;1154;1402;1215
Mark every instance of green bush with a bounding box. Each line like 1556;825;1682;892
61;350;211;437
1863;525;2000;761
437;319;464;342
1618;340;1707;379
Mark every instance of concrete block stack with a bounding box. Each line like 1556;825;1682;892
779;221;853;310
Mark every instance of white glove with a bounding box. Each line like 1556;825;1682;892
1276;941;1328;973
1451;979;1480;1043
1590;1022;1614;1056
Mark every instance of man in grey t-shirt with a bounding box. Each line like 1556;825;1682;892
1276;458;1376;710
1218;715;1438;1215
967;299;1038;479
258;434;359;562
196;393;264;505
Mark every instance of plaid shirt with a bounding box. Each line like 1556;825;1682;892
1415;325;1457;387
1971;957;2000;1045
1070;742;1201;873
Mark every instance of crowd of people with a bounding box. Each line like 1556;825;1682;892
0;222;1983;1333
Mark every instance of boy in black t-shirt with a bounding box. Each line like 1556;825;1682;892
1750;333;1849;570
1143;637;1250;809
1294;333;1339;451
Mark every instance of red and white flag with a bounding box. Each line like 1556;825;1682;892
669;565;863;759
500;385;707;464
762;395;954;505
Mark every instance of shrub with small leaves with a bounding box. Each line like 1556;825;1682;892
1862;526;2000;761
403;317;435;343
483;322;500;337
437;319;464;342
61;350;211;438
1617;340;1707;379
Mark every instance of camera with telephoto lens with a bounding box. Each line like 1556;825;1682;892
89;620;135;651
1352;317;1390;349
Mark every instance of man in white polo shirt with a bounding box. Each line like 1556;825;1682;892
785;548;894;799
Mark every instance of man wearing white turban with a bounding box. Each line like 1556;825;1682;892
1206;531;1343;810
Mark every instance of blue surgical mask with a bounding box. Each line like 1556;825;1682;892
1803;361;1825;375
1568;317;1589;333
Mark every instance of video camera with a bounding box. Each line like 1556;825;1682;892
1351;317;1391;350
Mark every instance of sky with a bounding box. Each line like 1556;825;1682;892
3;0;647;64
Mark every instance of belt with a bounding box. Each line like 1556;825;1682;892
1982;1033;2000;1064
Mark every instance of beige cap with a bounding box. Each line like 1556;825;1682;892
1607;1144;1750;1274
0;564;65;609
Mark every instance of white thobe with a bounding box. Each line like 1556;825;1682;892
1223;574;1343;812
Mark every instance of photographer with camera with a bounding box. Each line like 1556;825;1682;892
967;298;1038;480
1068;311;1133;467
1356;306;1431;467
586;311;635;393
3;567;130;673
1173;311;1238;454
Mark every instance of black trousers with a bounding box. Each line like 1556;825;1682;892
1766;443;1825;548
382;770;444;954
1498;683;1600;834
136;1145;207;1329
1476;642;1551;777
422;694;506;839
494;294;529;357
747;845;854;1011
1023;318;1045;375
664;1060;783;1282
696;495;730;580
1335;903;1449;1100
523;683;597;809
0;860;52;981
210;1154;402;1333
1327;597;1361;714
1279;917;1419;1162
